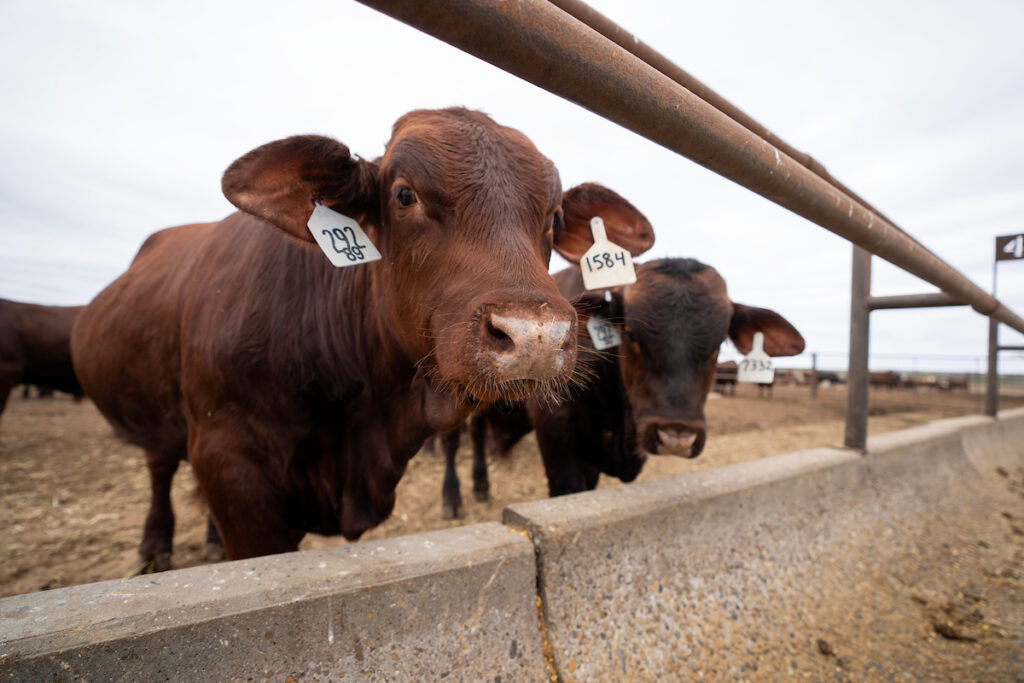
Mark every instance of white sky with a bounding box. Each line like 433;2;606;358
2;0;1023;374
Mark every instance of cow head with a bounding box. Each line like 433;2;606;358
220;108;652;418
577;258;804;458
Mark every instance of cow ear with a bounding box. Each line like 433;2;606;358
221;135;379;242
554;183;655;263
729;303;805;356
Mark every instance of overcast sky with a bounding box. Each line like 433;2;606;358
2;0;1023;374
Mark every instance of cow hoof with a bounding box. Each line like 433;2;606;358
473;490;490;502
205;542;226;562
135;552;172;575
441;502;462;520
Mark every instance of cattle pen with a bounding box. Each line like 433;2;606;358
3;0;1024;680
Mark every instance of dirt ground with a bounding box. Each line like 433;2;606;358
3;384;1023;678
2;383;1016;600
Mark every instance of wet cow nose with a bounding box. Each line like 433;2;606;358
658;428;697;453
480;307;573;381
646;423;705;458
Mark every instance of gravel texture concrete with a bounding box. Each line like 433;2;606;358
0;522;543;681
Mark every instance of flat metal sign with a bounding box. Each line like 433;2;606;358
996;233;1024;261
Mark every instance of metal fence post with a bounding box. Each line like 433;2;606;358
810;352;818;401
985;318;998;416
845;246;871;450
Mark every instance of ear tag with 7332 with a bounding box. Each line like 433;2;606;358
737;331;775;384
586;314;622;350
581;216;637;290
307;203;382;268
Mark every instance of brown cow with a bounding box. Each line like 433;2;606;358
439;258;804;514
0;299;84;431
71;107;654;570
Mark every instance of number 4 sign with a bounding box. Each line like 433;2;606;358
996;233;1024;261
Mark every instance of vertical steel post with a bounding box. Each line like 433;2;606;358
845;247;872;450
810;352;819;401
985;318;998;416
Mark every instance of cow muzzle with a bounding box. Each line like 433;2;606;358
480;308;574;382
640;421;706;458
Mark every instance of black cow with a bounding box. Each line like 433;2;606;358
439;258;804;515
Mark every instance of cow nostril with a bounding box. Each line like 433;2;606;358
485;319;515;353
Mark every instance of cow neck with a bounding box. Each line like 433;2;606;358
320;258;412;398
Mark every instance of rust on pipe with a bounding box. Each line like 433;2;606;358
546;0;953;272
546;0;899;227
356;0;1024;335
867;292;966;310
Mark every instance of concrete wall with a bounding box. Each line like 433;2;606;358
3;408;1023;681
0;523;545;681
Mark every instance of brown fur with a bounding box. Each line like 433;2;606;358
0;299;84;430
71;108;651;565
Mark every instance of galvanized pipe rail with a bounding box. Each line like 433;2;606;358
868;292;964;310
356;0;1024;336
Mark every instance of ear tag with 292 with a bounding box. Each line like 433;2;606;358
737;331;775;384
307;203;382;268
586;314;622;350
581;216;637;290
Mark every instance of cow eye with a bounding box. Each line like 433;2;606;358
552;211;564;231
396;187;417;207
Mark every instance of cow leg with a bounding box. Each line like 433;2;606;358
204;517;225;561
440;428;463;519
469;413;490;502
535;423;595;497
0;379;12;421
137;451;180;574
190;432;302;559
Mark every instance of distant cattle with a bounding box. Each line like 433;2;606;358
0;299;84;431
72;107;655;570
439;258;804;516
714;361;737;395
869;370;901;390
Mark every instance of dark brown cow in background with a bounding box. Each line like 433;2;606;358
440;258;805;515
0;299;84;432
72;107;654;571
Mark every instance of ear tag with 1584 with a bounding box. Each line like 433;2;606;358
581;216;637;290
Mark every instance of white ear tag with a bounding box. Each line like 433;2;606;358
737;332;775;384
586;315;622;350
580;217;637;290
307;203;382;267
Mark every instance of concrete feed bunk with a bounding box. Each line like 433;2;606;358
2;408;1023;680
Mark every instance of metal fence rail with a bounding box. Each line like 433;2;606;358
356;0;1024;447
357;0;1024;333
